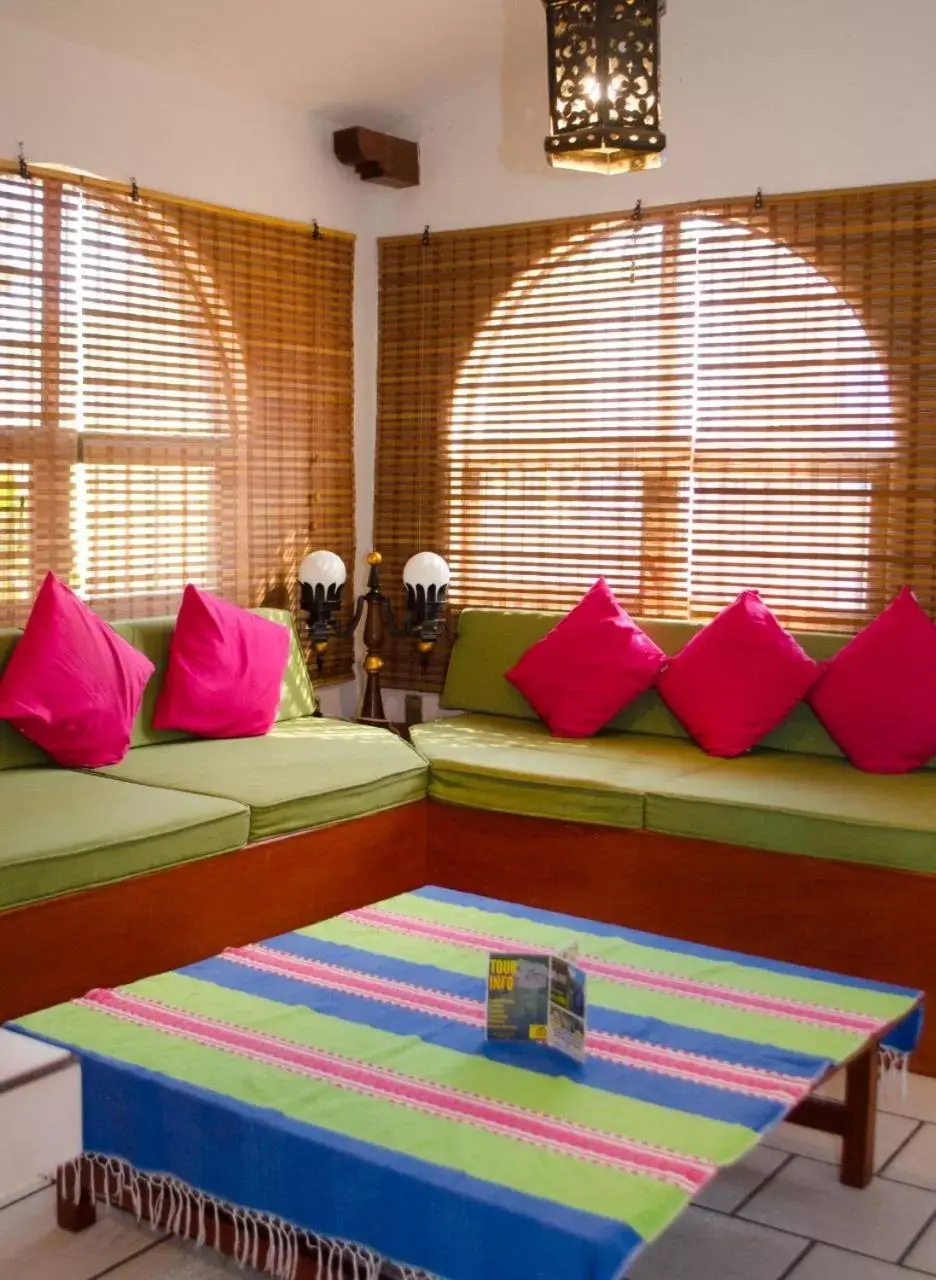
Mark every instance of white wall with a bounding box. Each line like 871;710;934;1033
373;0;936;237
0;17;364;229
0;16;372;716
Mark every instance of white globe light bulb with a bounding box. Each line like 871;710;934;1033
403;551;451;591
298;550;347;590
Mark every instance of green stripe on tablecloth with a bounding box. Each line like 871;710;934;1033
128;972;754;1164
16;997;689;1243
302;916;864;1062
380;894;912;1023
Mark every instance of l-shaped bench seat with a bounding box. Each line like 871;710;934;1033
4;602;936;1072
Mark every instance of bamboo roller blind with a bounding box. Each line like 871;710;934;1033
0;161;355;680
375;181;936;690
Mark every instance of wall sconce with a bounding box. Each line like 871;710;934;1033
543;0;666;174
298;549;450;729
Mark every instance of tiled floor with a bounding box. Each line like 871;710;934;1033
3;1074;936;1280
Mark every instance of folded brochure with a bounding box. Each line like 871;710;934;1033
486;951;587;1062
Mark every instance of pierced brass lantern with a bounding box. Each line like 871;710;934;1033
543;0;666;174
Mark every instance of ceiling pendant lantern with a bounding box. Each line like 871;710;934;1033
543;0;666;175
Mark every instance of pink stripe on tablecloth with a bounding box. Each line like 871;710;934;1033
78;988;712;1193
228;945;482;1023
225;944;809;1104
346;906;881;1036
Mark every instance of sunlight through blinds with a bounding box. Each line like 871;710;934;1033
375;183;936;689
0;162;355;680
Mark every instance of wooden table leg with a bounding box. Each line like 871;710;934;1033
841;1045;877;1189
56;1161;96;1232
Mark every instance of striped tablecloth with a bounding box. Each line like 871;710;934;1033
12;887;923;1280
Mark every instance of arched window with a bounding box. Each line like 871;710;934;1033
1;165;355;672
447;216;895;627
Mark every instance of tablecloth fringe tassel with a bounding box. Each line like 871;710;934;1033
66;1153;430;1280
879;1046;910;1098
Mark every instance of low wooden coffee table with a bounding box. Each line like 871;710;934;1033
11;887;923;1280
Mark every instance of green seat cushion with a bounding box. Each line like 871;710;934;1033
0;769;250;912
410;714;710;828
644;751;936;874
97;718;429;842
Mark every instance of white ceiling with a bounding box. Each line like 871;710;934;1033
0;0;511;126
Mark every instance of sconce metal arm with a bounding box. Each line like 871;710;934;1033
382;595;411;639
331;593;367;641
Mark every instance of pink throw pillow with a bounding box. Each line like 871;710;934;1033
153;586;291;739
0;572;154;768
657;591;818;757
506;579;665;738
809;587;936;773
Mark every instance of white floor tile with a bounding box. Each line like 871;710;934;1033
0;1185;164;1280
0;1177;53;1212
881;1123;936;1191
694;1146;789;1213
739;1156;936;1262
816;1071;846;1101
108;1236;234;1277
879;1073;936;1125
627;1206;808;1280
786;1242;914;1279
903;1214;936;1275
761;1110;917;1170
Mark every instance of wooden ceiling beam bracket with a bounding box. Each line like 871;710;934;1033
333;127;420;189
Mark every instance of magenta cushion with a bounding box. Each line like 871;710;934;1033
657;591;819;757
0;572;154;768
809;587;936;773
505;579;665;738
153;586;291;739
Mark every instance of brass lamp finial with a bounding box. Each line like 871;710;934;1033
366;551;383;566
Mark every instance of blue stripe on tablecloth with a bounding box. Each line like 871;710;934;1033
47;1039;645;1280
256;930;828;1081
412;887;923;1055
178;954;799;1131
